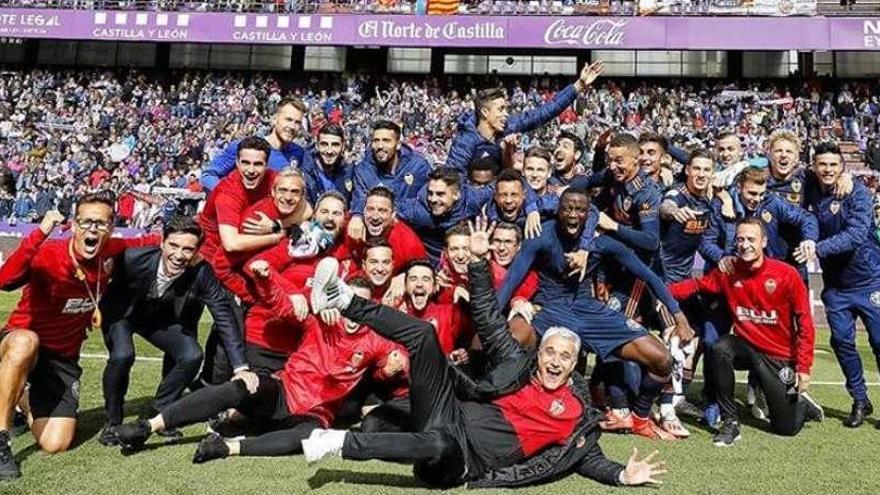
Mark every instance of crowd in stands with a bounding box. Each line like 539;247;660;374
0;67;878;227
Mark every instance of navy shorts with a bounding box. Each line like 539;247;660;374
532;300;648;361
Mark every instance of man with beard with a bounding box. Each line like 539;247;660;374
0;193;158;479
483;169;533;227
360;260;472;434
446;61;604;175
802;142;880;428
348;121;431;242
301;124;353;206
301;244;667;489
638;133;674;189
655;149;714;436
98;217;248;446
114;277;403;464
196;137;286;266
549;131;587;188
211;168;312;305
498;188;695;440
669;219;823;446
396;167;493;265
345;186;426;281
200;98;306;191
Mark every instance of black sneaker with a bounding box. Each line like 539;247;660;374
10;411;28;438
843;401;873;428
0;431;20;481
115;419;153;450
156;428;184;445
192;434;229;464
712;420;741;447
98;424;121;447
206;415;246;440
801;393;825;423
674;399;704;420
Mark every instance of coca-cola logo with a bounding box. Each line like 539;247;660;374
543;19;627;47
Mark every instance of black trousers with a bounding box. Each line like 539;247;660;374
102;319;203;426
161;373;320;456
200;301;246;385
361;396;412;433
340;297;468;487
711;334;806;436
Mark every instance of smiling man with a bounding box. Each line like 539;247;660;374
0;192;158;479
200;98;306;191
302;234;667;489
669;219;823;447
98;216;248;447
301;123;353;206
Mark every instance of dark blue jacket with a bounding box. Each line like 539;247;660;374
659;183;712;283
498;223;679;315
350;144;431;215
699;187;818;265
299;145;354;206
807;181;880;290
397;184;494;265
446;85;578;174
200;138;304;191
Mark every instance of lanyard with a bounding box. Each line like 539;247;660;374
68;240;103;330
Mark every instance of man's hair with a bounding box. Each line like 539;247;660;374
474;87;506;120
429;167;462;190
276;97;307;115
736;217;767;239
495;168;524;186
373;120;402;138
715;131;739;143
76;190;116;218
163;215;203;244
639;132;669;152
737;166;769;187
560;186;592;204
814;141;842;160
404;258;436;278
348;275;373;292
541;326;582;356
367;185;396;204
319;123;345;140
274;166;305;185
688;148;715;165
469;155;499;174
608;133;639;154
557;130;585;156
524;146;552;165
236;136;272;161
315;190;348;211
444;222;471;242
767;129;800;152
492;221;523;244
364;237;392;255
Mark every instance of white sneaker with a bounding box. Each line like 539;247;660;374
310;258;352;313
750;387;769;422
301;428;346;464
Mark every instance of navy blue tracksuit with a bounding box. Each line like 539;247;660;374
807;181;880;403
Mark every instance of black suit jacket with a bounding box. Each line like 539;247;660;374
100;246;247;370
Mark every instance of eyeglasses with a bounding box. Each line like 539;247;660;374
75;218;112;232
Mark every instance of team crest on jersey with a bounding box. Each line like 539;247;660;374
345;179;353;192
607;296;622;312
870;291;880;307
350;351;365;369
289;157;299;168
549;399;566;417
778;366;795;385
404;173;414;186
761;211;773;224
622;197;632;211
103;258;115;274
765;279;777;294
791;179;802;193
830;201;841;215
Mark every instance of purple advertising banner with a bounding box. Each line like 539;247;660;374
0;8;877;50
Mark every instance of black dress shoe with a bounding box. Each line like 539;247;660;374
98;424;121;447
843;401;873;428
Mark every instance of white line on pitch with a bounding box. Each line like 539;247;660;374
77;353;880;386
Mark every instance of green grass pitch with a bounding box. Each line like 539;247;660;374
2;290;880;495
